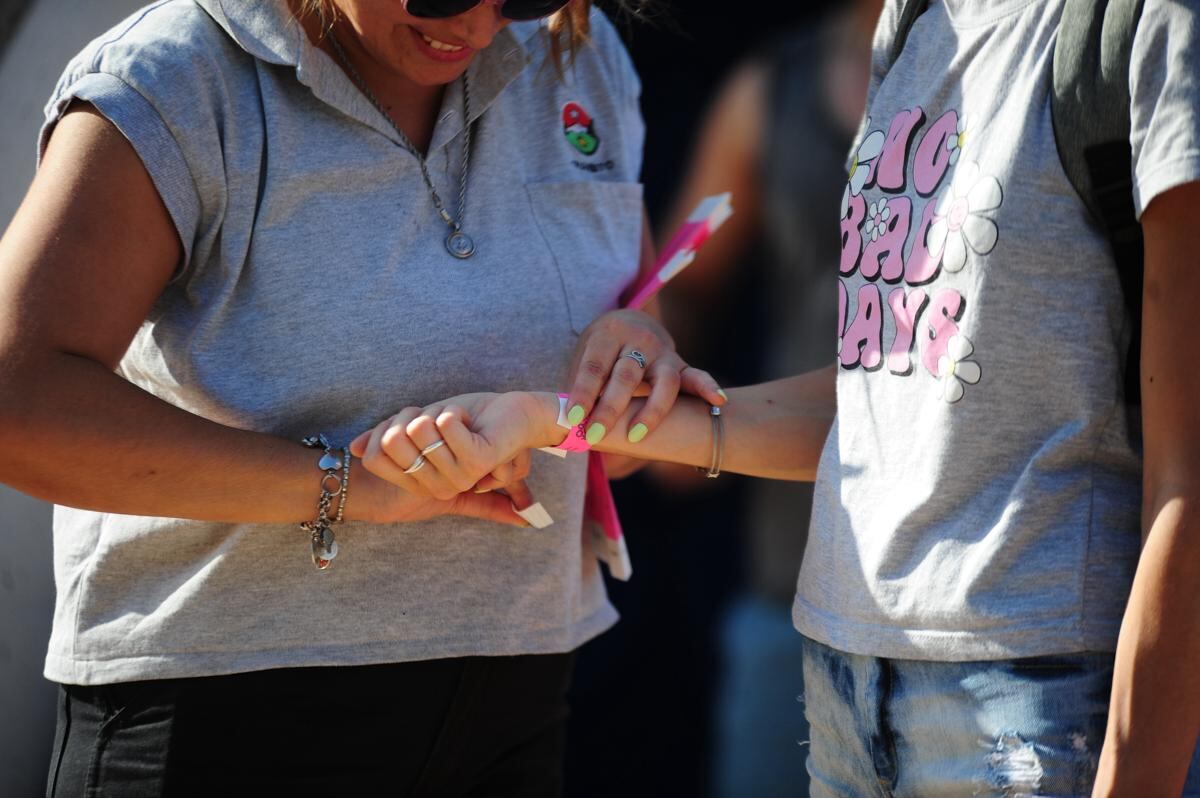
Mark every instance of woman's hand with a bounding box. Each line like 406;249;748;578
563;309;725;447
349;392;550;504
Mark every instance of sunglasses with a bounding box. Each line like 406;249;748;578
404;0;571;21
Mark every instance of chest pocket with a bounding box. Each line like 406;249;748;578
525;181;643;335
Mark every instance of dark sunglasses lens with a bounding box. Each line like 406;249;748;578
404;0;570;22
500;0;571;20
404;0;483;19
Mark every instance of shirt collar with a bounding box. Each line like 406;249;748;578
192;0;305;67
192;0;540;153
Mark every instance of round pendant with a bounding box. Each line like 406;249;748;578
446;230;476;259
311;529;338;570
311;537;338;570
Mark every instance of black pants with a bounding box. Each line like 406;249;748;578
47;653;575;797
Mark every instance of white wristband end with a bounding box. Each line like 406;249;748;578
514;501;555;529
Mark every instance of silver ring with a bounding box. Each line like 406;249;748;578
621;350;647;369
420;439;446;457
403;454;427;475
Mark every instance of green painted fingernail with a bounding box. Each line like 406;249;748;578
586;423;607;446
628;423;648;444
567;404;586;426
717;389;729;401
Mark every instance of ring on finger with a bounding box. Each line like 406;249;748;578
621;350;648;369
420;439;446;457
403;454;427;475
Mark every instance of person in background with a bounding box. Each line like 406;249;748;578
0;0;723;793
558;3;829;795
653;1;881;792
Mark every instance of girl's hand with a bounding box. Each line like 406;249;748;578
564;309;725;447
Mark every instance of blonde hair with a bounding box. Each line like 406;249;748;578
297;1;598;67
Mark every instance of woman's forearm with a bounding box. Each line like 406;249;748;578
531;365;837;481
0;350;348;524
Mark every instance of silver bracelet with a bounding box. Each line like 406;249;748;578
300;434;347;570
698;405;723;479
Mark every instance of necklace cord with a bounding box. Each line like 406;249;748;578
325;28;474;242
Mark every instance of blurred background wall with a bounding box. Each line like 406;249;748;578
0;486;54;798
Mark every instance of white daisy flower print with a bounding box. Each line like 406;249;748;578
937;334;982;403
945;115;970;165
841;125;885;219
863;198;893;242
928;160;1002;273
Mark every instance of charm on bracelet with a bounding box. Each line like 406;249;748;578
301;434;348;570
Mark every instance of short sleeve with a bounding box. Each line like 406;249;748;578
40;72;202;273
37;2;235;282
870;0;906;108
1129;0;1200;218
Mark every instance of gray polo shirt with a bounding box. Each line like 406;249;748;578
41;0;645;684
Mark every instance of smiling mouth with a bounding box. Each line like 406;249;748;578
420;32;466;53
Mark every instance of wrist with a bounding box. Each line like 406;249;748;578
524;391;568;448
341;457;388;524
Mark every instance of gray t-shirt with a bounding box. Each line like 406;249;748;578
42;0;646;685
796;0;1200;660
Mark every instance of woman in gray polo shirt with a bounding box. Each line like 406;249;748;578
0;0;723;794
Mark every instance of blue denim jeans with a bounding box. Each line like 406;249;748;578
801;636;1200;797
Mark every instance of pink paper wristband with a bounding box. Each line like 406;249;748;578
555;394;592;453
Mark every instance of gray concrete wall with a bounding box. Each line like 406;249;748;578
0;488;54;798
0;0;145;222
1;2;145;794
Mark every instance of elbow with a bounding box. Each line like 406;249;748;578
0;352;25;449
1142;449;1200;510
1140;467;1200;541
0;347;55;485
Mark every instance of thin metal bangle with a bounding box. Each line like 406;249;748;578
699;405;723;478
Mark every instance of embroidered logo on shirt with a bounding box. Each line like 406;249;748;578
563;102;600;156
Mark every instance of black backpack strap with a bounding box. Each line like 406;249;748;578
1052;0;1146;406
889;0;930;68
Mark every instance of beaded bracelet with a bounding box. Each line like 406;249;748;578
300;434;348;570
335;447;351;524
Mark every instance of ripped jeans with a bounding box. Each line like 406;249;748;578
801;636;1200;797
